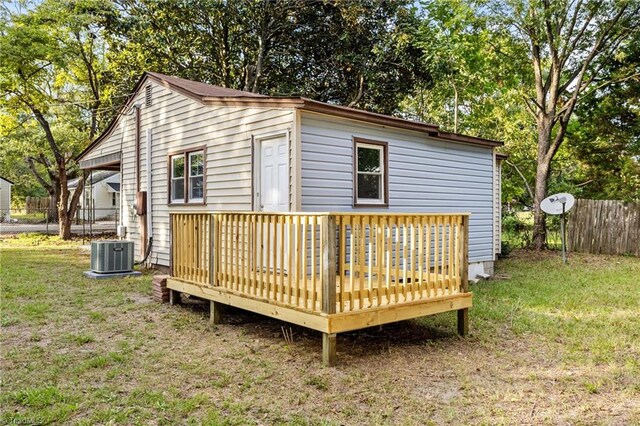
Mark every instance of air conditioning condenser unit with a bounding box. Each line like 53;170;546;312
90;240;134;273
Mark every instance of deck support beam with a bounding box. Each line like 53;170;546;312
210;301;222;325
457;308;468;336
322;333;337;366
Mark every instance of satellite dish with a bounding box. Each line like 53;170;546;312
540;192;575;264
540;193;575;215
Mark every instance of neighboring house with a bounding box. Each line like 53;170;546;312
0;176;14;222
69;171;120;221
77;72;504;278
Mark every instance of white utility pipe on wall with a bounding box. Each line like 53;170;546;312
146;128;153;261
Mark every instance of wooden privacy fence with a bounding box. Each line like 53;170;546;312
170;212;469;314
568;199;640;256
25;197;51;213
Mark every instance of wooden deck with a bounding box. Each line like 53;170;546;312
168;212;472;365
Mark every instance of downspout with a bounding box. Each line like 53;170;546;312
118;158;124;240
117;111;131;240
145;128;153;266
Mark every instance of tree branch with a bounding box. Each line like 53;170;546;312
506;160;534;203
25;157;53;193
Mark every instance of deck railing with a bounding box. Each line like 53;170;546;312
170;212;469;314
170;213;212;285
335;213;467;312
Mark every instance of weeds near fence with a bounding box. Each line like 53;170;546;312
502;210;562;253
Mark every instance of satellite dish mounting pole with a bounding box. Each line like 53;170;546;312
561;201;567;264
540;192;574;264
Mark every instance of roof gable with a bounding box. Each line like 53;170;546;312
146;72;265;99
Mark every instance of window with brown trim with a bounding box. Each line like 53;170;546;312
168;148;205;204
353;138;388;206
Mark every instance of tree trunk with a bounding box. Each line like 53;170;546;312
57;163;73;240
532;124;552;250
47;192;58;222
532;163;549;250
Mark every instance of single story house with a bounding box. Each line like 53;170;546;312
69;171;120;221
0;176;14;222
77;72;505;279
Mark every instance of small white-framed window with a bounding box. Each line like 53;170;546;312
354;139;387;205
169;149;205;204
170;154;185;203
188;151;204;201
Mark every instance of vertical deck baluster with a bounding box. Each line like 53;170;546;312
172;216;177;279
227;214;232;289
426;218;433;297
232;214;236;289
278;215;285;302
418;217;425;299
448;216;454;294
382;218;389;304
358;215;365;310
401;216;408;302
253;214;259;296
264;215;271;298
229;214;235;290
188;214;194;282
390;216;398;304
258;214;264;297
240;215;246;293
311;216;317;311
288;216;293;305
409;216;417;301
302;216;308;309
367;216;373;307
454;216;460;292
337;216;345;312
348;218;355;311
271;215;277;301
441;215;447;295
272;215;278;301
375;216;383;306
294;215;301;306
229;214;233;289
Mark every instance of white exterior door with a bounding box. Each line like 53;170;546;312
259;135;289;212
257;134;289;274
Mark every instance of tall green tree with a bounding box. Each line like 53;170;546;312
565;29;640;201
407;0;639;247
106;0;426;114
0;0;115;238
484;0;640;248
403;0;537;209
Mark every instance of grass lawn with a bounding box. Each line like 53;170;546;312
1;234;639;425
8;211;48;223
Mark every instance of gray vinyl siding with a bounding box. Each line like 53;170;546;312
494;157;502;256
300;112;495;263
82;80;294;266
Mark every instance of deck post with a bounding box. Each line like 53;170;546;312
210;300;222;325
322;333;337;366
321;215;337;314
169;289;181;305
210;213;218;287
321;215;338;365
457;215;469;336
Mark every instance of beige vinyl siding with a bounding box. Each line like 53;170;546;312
82;80;294;266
